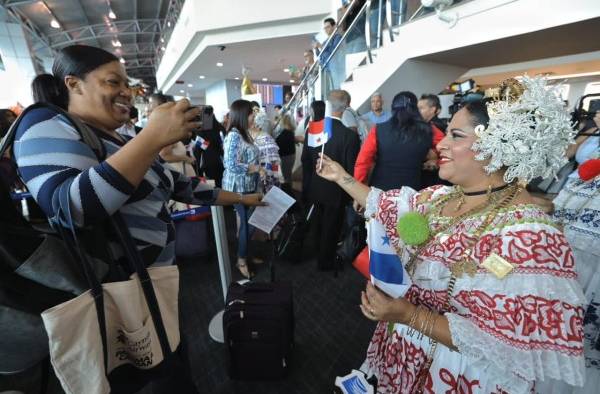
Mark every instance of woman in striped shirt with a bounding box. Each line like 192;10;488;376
16;45;263;269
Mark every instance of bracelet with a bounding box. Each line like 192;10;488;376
406;305;421;337
423;309;436;342
427;313;438;344
418;308;433;341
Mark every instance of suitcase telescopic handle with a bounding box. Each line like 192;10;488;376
240;284;277;293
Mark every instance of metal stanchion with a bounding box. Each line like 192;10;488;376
208;205;233;343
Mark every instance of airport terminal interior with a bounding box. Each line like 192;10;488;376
1;1;600;393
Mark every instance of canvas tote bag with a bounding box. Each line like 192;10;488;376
41;265;179;394
41;193;180;394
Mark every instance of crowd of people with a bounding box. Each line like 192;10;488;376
1;17;600;391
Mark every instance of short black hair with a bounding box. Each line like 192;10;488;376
274;105;282;110
250;101;260;109
324;17;336;26
310;100;326;121
420;94;441;110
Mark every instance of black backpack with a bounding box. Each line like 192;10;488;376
0;102;109;374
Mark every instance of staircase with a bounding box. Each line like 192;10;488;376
288;0;600;115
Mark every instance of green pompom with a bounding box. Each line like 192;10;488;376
396;212;430;246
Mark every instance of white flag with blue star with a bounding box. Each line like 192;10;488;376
368;219;411;298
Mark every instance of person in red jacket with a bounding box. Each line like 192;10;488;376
354;91;433;191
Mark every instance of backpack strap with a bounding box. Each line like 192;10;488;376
0;102;106;162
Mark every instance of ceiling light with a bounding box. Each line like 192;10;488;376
119;58;126;64
234;77;240;80
289;79;295;83
262;78;268;82
283;68;289;73
161;46;166;51
216;62;223;67
167;21;171;27
179;90;184;93
50;18;60;29
111;39;121;47
187;84;193;87
108;9;116;19
199;75;205;79
160;37;165;43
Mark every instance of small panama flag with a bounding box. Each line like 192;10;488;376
368;218;412;298
195;136;210;151
306;100;333;148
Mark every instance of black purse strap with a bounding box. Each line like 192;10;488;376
107;213;174;363
55;186;108;371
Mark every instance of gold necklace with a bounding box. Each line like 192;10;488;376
404;183;519;276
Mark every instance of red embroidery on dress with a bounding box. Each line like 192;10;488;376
454;290;584;354
366;322;429;393
438;368;481;394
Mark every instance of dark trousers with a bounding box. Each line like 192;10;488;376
312;203;345;270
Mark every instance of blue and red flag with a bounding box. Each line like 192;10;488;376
306;101;333;147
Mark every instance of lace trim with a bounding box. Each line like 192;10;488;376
364;187;383;220
447;313;585;393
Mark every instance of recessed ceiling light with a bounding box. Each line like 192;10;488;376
167;21;172;27
283;68;289;73
160;37;165;43
199;75;205;79
119;58;126;64
179;90;184;93
161;46;166;51
289;79;295;83
262;78;268;82
50;19;60;29
234;77;240;80
216;62;223;67
187;84;193;87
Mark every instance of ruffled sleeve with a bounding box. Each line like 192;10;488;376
445;219;586;393
364;185;450;244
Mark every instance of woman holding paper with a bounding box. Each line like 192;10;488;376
316;78;585;393
223;99;264;278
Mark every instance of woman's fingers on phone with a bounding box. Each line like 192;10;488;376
184;106;201;121
185;120;202;131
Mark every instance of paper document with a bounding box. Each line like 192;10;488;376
249;186;296;234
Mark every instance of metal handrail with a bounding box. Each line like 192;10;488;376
320;0;371;71
276;0;434;125
275;0;364;120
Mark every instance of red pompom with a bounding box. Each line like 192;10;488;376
578;159;600;181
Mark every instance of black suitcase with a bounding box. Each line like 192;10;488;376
223;281;294;380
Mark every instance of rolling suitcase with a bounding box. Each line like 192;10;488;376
223;281;294;380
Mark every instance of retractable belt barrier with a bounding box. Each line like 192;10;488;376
11;192;211;222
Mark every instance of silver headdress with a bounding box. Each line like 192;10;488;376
471;76;575;183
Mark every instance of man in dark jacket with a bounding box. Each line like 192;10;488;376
301;91;360;270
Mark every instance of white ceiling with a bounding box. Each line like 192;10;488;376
167;34;314;97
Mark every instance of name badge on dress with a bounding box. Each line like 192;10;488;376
481;253;514;279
